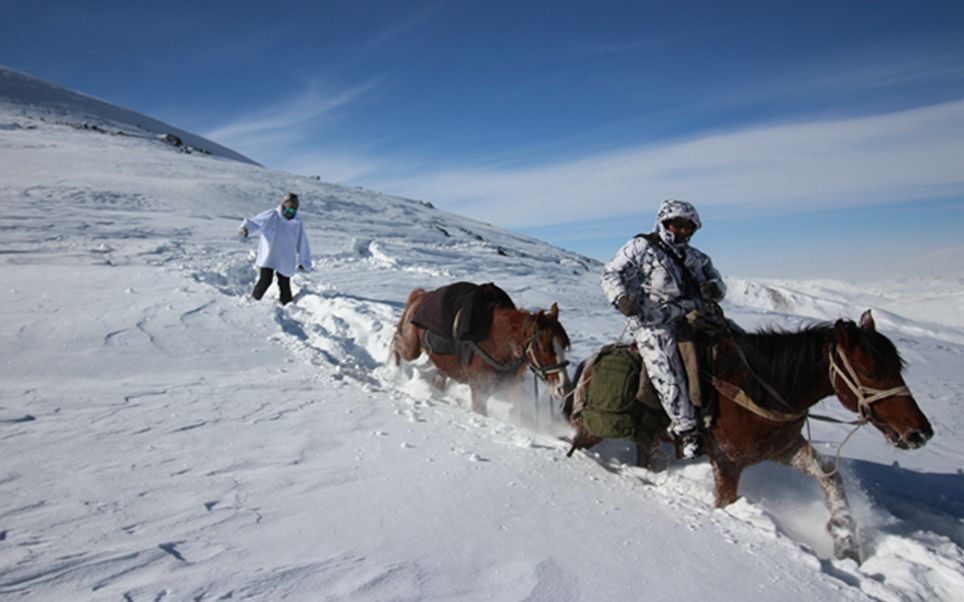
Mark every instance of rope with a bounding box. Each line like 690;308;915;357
615;321;630;345
725;331;798;414
805;415;868;478
828;344;912;414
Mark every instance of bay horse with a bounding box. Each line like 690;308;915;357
392;286;571;416
567;310;932;562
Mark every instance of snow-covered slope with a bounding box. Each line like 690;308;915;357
0;65;256;164
727;278;964;344
1;71;962;601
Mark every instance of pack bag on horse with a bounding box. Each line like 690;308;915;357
392;281;572;416
599;198;728;459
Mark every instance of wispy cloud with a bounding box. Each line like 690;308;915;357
707;50;964;117
357;8;437;56
203;80;380;157
368;99;964;228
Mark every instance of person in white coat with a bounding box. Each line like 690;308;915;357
239;192;312;305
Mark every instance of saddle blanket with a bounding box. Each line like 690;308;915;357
411;281;515;342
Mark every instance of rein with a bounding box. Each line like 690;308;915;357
709;376;805;423
702;303;808;423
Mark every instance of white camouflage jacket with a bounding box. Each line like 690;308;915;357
601;199;725;327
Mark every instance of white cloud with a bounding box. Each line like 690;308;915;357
368;100;964;228
203;80;379;157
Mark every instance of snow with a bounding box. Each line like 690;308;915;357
0;66;256;165
1;67;962;601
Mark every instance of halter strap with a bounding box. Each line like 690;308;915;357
828;344;912;416
523;318;569;381
466;315;569;380
709;376;805;422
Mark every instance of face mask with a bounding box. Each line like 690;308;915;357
282;206;297;219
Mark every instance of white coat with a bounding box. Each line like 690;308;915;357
241;207;312;277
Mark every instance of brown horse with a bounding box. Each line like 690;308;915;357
393;286;572;416
567;310;933;562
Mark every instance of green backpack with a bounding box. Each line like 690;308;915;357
580;346;669;443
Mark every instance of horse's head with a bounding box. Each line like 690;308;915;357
830;310;933;450
525;303;572;400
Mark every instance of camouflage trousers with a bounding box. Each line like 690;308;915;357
631;322;696;435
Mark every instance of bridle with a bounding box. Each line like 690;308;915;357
468;316;569;384
827;343;912;422
796;343;915;477
523;319;570;382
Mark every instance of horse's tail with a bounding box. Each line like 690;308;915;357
392;288;426;366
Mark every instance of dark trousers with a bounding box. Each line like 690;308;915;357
252;267;293;305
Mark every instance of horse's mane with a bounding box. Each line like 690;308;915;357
536;310;571;349
495;306;572;349
846;324;906;374
720;321;905;403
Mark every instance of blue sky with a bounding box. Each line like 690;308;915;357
2;1;963;280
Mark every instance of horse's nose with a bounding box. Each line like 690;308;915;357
903;429;932;449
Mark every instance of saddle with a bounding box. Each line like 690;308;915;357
411;282;516;366
571;324;718;448
421;327;475;365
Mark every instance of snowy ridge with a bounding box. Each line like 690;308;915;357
0;65;257;164
727;278;964;345
1;70;962;601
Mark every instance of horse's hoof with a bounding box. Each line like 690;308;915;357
833;537;861;563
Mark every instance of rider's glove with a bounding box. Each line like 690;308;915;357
700;280;723;302
686;308;726;334
616;293;640;317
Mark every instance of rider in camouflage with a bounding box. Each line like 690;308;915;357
601;199;726;458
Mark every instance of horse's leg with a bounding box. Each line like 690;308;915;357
503;378;534;426
470;388;489;416
710;453;743;507
392;291;425;365
395;324;422;363
635;438;661;469
781;438;860;562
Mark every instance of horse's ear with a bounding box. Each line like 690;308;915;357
859;310;876;331
549;302;559;319
835;319;854;348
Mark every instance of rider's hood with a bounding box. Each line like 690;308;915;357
655;198;702;248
